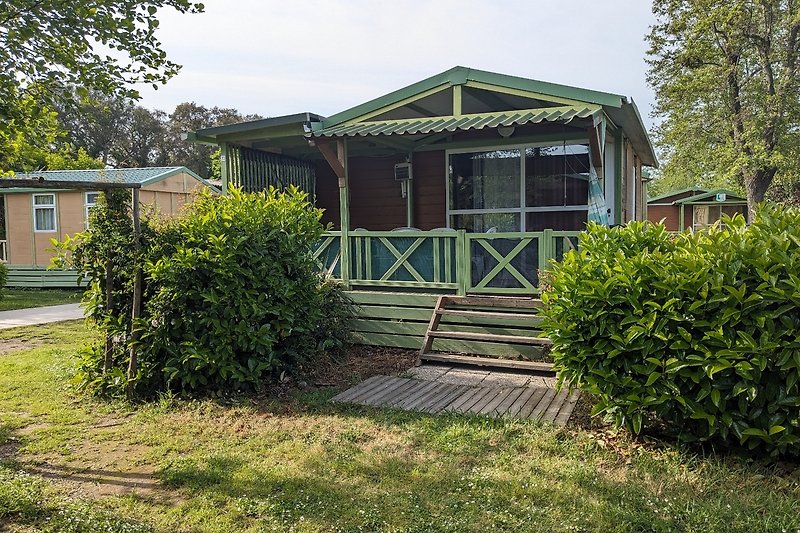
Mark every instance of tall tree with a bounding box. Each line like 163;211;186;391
163;102;261;178
647;1;800;212
0;0;203;167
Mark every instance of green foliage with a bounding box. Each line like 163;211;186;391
0;1;203;137
0;263;7;300
0;91;103;173
647;1;800;205
62;187;352;397
543;207;800;455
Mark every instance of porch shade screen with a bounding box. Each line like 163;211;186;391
229;146;315;194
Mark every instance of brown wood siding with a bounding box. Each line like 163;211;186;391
314;151;447;231
315;160;340;228
413;150;446;229
348;155;408;230
647;204;680;231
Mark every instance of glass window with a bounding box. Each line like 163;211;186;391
449;149;520;210
525;144;590;207
450;213;520;233
447;143;592;233
85;192;100;228
526;210;587;232
33;194;56;232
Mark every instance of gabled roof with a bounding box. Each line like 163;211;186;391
4;166;220;192
322;66;625;126
648;187;746;204
648;187;710;203
317;66;656;167
675;189;746;205
187;66;657;166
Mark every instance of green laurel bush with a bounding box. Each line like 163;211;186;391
66;186;352;397
542;206;800;455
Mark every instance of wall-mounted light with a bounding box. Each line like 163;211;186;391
497;125;515;138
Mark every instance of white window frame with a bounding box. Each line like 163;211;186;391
445;140;592;232
32;193;57;233
84;191;100;228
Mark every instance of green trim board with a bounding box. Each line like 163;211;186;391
6;267;88;288
675;189;746;205
648;187;746;205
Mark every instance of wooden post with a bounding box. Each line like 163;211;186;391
220;142;230;194
103;256;114;373
127;188;142;396
338;139;350;288
457;230;468;296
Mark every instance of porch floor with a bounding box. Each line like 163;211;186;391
330;365;580;424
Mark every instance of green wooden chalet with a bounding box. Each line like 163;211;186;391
189;67;657;363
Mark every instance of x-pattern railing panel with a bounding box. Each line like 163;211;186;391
313;229;581;294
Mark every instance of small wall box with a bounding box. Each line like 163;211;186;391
394;162;412;181
715;193;727;202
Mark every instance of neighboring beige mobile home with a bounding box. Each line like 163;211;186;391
0;167;219;267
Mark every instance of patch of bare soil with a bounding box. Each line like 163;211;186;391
0;338;43;356
8;418;181;503
304;345;417;390
29;442;163;500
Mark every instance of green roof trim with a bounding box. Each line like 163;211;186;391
647;187;710;203
311;105;602;137
322;66;624;127
675;189;746;205
647;187;746;204
194;113;324;139
2;166;220;193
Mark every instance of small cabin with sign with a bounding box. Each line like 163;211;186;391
647;188;748;232
0;167;218;271
189;67;657;365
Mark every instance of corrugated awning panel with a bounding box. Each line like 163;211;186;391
310;105;602;137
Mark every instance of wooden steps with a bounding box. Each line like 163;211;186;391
417;295;553;372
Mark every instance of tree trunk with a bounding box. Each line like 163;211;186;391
744;167;777;221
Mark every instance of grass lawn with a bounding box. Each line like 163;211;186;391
0;288;82;311
0;322;798;532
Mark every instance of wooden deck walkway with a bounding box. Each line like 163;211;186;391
330;375;580;425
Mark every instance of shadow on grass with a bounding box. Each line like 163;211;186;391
140;391;800;532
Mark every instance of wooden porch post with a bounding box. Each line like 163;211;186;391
313;137;350;286
337;139;350;287
219;142;230;194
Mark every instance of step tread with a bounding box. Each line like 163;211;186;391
419;353;554;373
436;309;541;320
441;296;543;309
426;330;552;346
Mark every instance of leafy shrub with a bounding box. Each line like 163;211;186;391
64;186;353;397
139;186;350;393
542;206;800;455
0;262;7;300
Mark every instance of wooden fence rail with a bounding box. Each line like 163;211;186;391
314;229;581;295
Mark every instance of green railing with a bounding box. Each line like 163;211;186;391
313;229;580;295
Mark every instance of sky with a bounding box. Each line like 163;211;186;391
137;0;659;131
